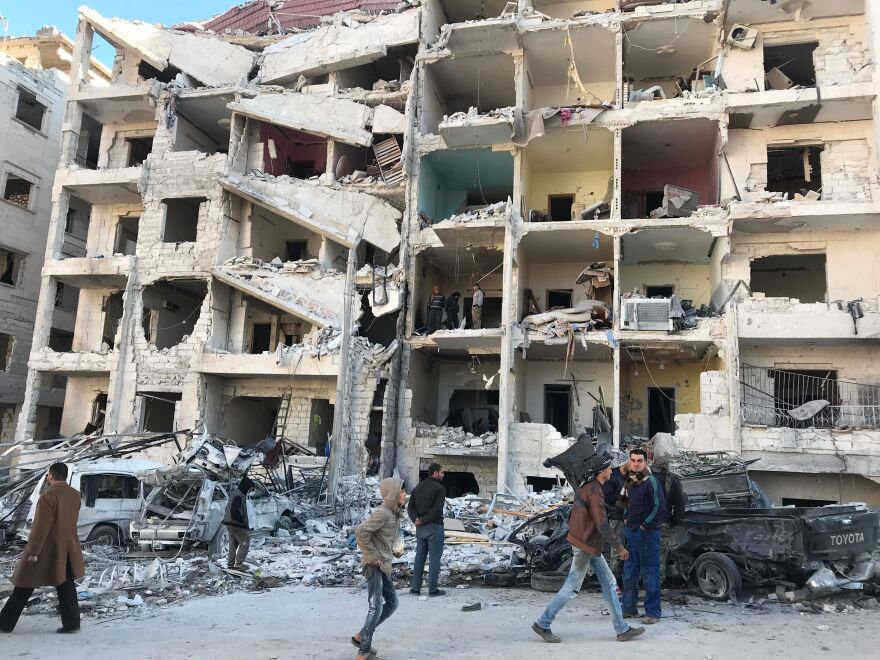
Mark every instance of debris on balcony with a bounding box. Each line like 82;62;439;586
415;421;499;455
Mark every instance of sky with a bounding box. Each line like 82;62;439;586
1;1;237;62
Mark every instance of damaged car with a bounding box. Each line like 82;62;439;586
130;465;299;556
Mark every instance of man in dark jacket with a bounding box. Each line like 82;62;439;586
445;292;461;329
618;449;666;624
407;463;446;596
223;476;254;570
1;462;84;634
651;454;686;585
426;286;445;334
602;455;629;579
532;453;644;644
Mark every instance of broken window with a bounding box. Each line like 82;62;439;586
15;87;46;131
526;476;564;493
81;474;140;506
308;399;333;453
222;396;279;445
286;240;308;262
546;289;573;310
420;470;479;498
335;45;417;92
142;279;207;349
782;497;837;507
54;281;79;311
34;405;62;442
3;174;33;209
250;323;272;354
544;385;572;436
764;42;818;89
0;247;24;286
138;391;181;432
0;333;12;370
88;393;108;435
161;197;205;243
767;146;822;197
48;329;73;352
138;60;182;84
261;123;327;179
75;113;102;169
126;136;153;166
102;292;125;349
115;216;139;256
750;254;826;303
448;389;499;435
645;285;674;298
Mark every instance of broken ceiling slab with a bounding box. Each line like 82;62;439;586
724;0;864;26
44;255;132;289
221;173;401;252
229;92;373;146
69;80;161;124
211;265;353;328
372;104;407;134
79;6;256;87
726;83;876;128
58;165;144;205
258;9;420;83
435;15;520;55
729;200;880;233
736;298;880;342
409;330;504;355
439;111;514;148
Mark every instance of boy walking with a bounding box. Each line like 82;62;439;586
352;477;406;659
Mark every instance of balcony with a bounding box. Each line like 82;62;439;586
44;254;132;289
194;350;342;377
60;233;87;258
736;298;880;341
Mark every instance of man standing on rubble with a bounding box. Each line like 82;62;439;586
1;462;84;634
532;451;644;643
427;286;445;334
471;283;484;329
223;476;254;571
352;477;406;660
445;291;461;329
408;462;446;597
619;448;666;625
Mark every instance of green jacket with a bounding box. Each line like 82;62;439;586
355;477;404;576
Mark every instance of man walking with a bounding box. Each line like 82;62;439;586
426;286;445;334
408;462;446;596
223;476;254;571
471;283;484;329
532;451;644;643
618;448;666;624
602;451;629;581
0;462;84;634
352;477;406;660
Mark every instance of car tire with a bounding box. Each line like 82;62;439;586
531;571;568;593
484;571;518;587
690;552;742;601
208;526;229;559
87;524;121;547
276;513;298;532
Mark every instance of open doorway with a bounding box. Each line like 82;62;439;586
448;389;499;435
548;194;575;222
138;392;180;432
308;399;333;454
544;385;572;436
764;42;818;89
647;387;675;437
767;146;822;197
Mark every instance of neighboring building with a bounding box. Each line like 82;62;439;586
0;28;109;445
14;1;880;506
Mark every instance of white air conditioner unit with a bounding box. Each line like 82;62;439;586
621;299;673;331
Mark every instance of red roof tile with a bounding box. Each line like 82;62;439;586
203;0;402;35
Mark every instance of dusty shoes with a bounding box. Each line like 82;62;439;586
617;626;645;642
642;616;659;625
532;623;561;643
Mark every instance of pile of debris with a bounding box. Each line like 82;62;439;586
414;422;498;453
439;199;510;225
221;255;333;276
441;105;515;125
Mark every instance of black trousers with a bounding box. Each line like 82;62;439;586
0;560;80;632
427;308;443;333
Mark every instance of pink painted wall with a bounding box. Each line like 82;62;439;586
621;164;719;219
260;123;328;177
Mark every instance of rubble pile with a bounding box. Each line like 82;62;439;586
414;422;498;451
222;255;335;276
439;199;510;225
442;106;515;125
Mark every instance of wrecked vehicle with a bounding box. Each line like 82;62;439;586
669;505;880;601
20;458;161;546
130;466;299;555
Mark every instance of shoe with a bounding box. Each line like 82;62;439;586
428;589;446;597
409;589;420;595
531;622;561;643
622;610;639;618
0;628;12;634
56;627;79;634
617;626;645;642
642;616;658;625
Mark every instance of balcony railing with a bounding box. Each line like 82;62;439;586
60;233;87;258
73;154;98;170
740;365;880;430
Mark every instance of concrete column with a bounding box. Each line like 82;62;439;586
104;272;138;434
496;216;518;494
725;305;743;454
866;0;880;162
612;128;622;220
68;18;94;85
612;233;622;447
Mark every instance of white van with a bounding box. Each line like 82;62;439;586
20;458;161;546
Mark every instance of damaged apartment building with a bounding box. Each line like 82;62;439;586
0;30;109;445
12;0;880;507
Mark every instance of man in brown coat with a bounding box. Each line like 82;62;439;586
532;451;645;644
0;462;85;633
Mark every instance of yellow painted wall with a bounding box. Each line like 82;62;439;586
622;357;721;436
619;264;712;305
526;170;613;216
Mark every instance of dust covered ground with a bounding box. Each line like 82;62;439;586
2;583;879;659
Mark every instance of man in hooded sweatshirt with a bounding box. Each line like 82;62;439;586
222;476;254;571
352;477;406;660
